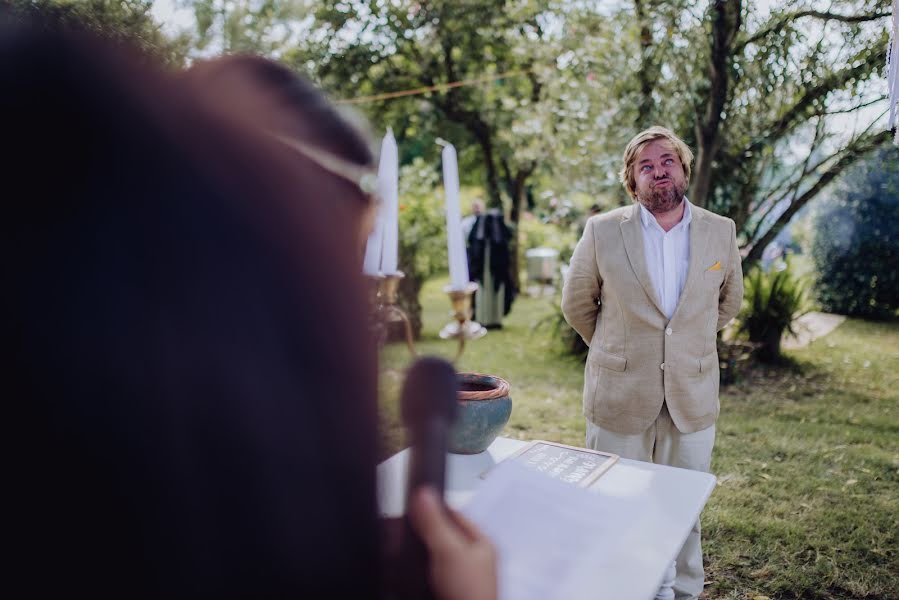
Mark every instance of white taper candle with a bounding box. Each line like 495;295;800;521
442;143;470;290
379;129;400;274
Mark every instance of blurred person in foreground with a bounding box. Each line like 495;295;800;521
562;126;742;599
3;17;494;600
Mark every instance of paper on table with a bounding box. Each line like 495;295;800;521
462;460;634;600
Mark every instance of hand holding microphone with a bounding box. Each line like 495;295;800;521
397;357;497;600
407;486;497;600
402;357;458;501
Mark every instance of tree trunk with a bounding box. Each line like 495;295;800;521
394;257;424;340
478;133;504;209
445;106;502;210
507;172;532;295
634;0;655;127
754;329;783;364
690;0;742;208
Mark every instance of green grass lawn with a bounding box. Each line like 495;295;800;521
378;276;899;599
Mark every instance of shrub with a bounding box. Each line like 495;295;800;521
534;296;589;360
394;158;448;338
810;147;899;319
517;213;579;265
522;214;582;356
738;259;812;363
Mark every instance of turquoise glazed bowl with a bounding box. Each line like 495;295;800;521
449;373;512;454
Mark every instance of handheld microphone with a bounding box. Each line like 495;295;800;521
396;357;459;600
402;356;459;500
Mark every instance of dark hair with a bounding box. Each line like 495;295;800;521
4;19;380;598
186;55;374;167
183;54;379;260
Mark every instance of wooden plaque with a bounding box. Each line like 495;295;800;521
482;440;619;488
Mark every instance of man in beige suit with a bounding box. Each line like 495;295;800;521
562;127;743;599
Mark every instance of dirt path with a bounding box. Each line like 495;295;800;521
782;311;846;350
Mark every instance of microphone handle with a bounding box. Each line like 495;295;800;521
407;416;449;500
396;416;449;600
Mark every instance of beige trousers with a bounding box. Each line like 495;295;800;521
585;403;715;600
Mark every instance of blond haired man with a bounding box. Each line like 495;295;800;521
562;126;743;599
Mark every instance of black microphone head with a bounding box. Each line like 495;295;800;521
400;357;459;426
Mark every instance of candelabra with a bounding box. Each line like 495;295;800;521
370;272;417;357
369;275;485;361
439;282;486;362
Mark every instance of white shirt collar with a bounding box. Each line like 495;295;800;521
639;197;692;232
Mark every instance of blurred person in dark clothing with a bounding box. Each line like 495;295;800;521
3;17;494;600
467;209;515;328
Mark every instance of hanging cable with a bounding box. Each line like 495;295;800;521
334;69;531;105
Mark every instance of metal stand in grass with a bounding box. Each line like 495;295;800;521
369;272;418;357
369;274;486;363
438;281;486;362
369;275;510;454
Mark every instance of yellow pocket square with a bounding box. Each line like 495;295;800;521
707;261;722;271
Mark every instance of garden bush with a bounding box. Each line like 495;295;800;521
738;259;811;363
517;210;579;265
810;147;899;320
394;158;449;338
534;296;589;360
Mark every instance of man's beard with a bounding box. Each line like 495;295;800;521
636;179;687;214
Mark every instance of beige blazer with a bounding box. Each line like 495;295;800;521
561;203;743;434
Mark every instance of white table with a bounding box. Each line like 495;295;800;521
378;436;716;600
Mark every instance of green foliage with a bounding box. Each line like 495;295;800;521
517;215;578;265
533;296;588;360
394;158;448;337
281;0;560;210
811;147;899;320
164;1;893;267
716;2;893;263
518;214;582;359
157;0;894;344
397;158;447;281
190;0;310;56
738;259;812;363
6;0;189;65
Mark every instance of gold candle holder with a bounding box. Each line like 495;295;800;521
366;273;387;346
375;271;416;357
366;273;384;309
439;281;486;361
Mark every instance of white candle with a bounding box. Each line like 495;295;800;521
362;184;385;275
442;143;470;290
379;129;400;274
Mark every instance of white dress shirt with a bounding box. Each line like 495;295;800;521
639;199;692;319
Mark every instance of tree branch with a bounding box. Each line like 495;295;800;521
690;0;743;208
745;37;888;157
737;10;891;52
748;118;825;243
822;95;889;116
634;0;655;126
743;128;894;266
753;116;827;211
500;157;514;188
